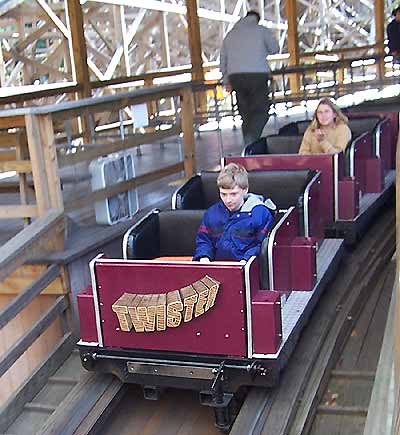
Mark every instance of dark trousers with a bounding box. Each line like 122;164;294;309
229;73;270;146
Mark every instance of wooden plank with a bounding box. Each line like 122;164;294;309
0;133;19;147
363;285;396;435
180;87;196;177
285;0;300;93
0;160;31;173
65;161;184;212
331;370;375;381
374;0;385;81
0;209;64;282
0;333;75;433
57;124;180;167
317;405;368;416
24;402;57;412
185;0;204;82
15;129;30;225
0;264;60;329
39;372;116;435
0;205;38;218
0;115;25;129
37;114;63;210
65;0;91;99
0;295;68;378
0;151;17;161
73;378;125;435
24;114;52;214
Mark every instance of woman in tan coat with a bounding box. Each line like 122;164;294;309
299;98;352;154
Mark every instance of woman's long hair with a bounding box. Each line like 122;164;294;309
310;98;348;129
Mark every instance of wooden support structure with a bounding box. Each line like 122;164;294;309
374;0;385;82
285;0;300;95
180;87;196;178
185;0;207;111
65;0;91;99
24;114;64;216
65;0;91;143
185;0;204;83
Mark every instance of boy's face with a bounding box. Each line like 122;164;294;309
219;186;248;212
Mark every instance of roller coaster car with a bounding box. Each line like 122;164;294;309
77;171;344;430
235;113;397;244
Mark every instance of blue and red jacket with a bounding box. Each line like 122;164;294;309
193;194;274;262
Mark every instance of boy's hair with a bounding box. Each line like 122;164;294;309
217;163;249;189
393;7;400;16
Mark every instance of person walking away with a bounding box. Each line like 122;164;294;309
220;10;279;146
387;7;400;62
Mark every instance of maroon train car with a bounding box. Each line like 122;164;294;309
238;112;396;243
77;194;343;431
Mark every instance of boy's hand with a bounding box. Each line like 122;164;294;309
199;257;211;263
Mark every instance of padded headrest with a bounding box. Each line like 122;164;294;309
348;117;380;137
159;210;205;256
265;135;303;154
278;120;310;135
200;169;315;210
296;120;311;134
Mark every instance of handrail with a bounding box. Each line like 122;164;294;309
0;295;68;379
0;209;64;282
0;264;60;329
0;46;390;108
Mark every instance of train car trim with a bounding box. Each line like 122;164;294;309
349;140;355;178
244;256;257;358
122;209;159;260
375;122;382;158
77;340;99;346
303;171;321;238
171;187;178;210
334;154;339;221
90;253;105;347
127;361;216;379
267;207;295;291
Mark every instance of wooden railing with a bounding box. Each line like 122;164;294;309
0;210;71;415
0;82;198;223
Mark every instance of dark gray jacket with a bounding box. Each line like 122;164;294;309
220;15;279;84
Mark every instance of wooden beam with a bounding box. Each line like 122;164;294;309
0;210;64;282
37;115;64;210
65;161;184;212
0;115;25;129
0;333;75;433
57;125;180;166
0;160;31;173
180;87;196;177
0;205;38;218
0;295;68;378
285;0;300;94
374;0;385;81
185;0;205;82
65;0;91;99
0;264;60;328
25;114;52;214
0;265;65;296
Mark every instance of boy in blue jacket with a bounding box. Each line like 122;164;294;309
193;163;274;263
